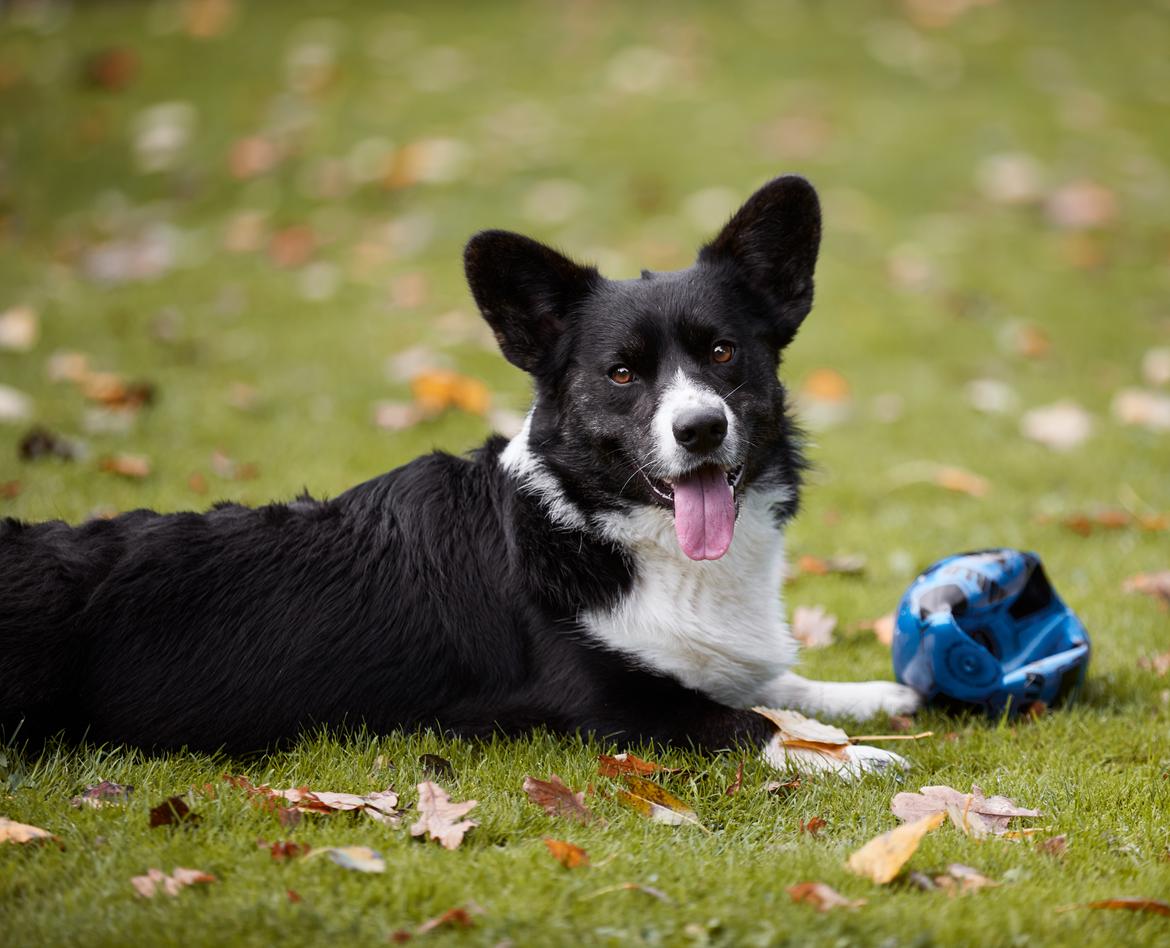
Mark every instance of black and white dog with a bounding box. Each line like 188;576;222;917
0;175;919;764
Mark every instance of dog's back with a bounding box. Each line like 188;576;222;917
0;444;552;750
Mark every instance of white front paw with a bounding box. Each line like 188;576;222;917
863;681;924;717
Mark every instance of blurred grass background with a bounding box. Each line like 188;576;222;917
1;1;1169;945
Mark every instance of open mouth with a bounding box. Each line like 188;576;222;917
640;463;744;562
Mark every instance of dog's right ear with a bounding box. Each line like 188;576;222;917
464;230;599;375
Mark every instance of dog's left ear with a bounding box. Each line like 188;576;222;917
464;230;599;376
698;175;822;350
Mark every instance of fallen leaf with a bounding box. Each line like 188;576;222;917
410;369;491;417
411;782;478;849
419;754;455;780
100;454;152;479
1143;347;1170;387
1060;899;1170;916
0;305;38;351
1123;572;1170;607
862;613;896;647
787;881;866;911
523;774;596;825
183;0;236;39
0;817;58;845
1013;323;1051;360
793;554;866;578
582;882;671;903
597;752;675;778
846;812;945;884
0;386;33;425
1139;652;1170;677
544;837;589;868
210;450;258;481
149;795;200;828
82;47;139;91
1020;401;1092;451
615;775;703;829
802;368;851;402
0;480;20;499
800;816;827;836
18;426;80;461
286;888;302;903
70;781;132;809
259;840;310;861
391;903;485;941
221;775;400;826
725;760;745;796
79;373;155;410
1046;180;1118;230
932;465;990;498
307;846;384;873
891;785;1041;835
791;604;837;649
938;863;999;893
131;866;217;898
765;777;802;795
268;225;316;269
1037;834;1068;858
1112;388;1170;432
373;401;423;432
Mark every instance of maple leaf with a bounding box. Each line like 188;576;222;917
544;838;589;868
1123;571;1170;608
131;867;216;898
891;785;1040;836
410;782;478;850
787;881;866;911
523;774;596;825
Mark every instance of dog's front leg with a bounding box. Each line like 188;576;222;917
762;671;922;719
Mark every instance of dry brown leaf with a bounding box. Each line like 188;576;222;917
0;817;58;845
791;604;837;649
793;553;866;578
846;811;945;884
268;225;316;269
221;775;400;826
1122;572;1170;607
765;777;802;795
787;881;866;912
373;401;423;432
149;795;200;828
598;752;675;778
800;816;827;836
1060;899;1170;916
100;454;151;479
523;774;596;825
725;759;745;796
391;903;484;941
544;837;589;868
82;47;139;92
891;785;1040;835
131;866;216;898
1046;180;1118;230
79;373;155;410
615;775;703;829
258;839;311;861
1013;323;1051;359
1037;834;1068;858
410;782;478;850
0;480;21;499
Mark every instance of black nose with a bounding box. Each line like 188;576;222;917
673;408;728;454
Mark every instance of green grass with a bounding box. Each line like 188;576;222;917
2;1;1169;944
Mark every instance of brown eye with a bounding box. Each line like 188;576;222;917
712;341;735;364
609;366;634;384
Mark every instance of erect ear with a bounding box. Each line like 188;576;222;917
464;230;598;375
697;175;822;349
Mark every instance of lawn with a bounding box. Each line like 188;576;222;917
2;0;1169;945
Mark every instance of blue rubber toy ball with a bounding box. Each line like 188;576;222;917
893;549;1090;715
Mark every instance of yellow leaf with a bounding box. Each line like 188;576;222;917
0;817;57;845
615;776;703;829
846;811;945;884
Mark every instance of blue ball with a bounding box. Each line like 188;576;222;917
893;549;1090;715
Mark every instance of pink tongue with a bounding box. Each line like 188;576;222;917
672;466;736;561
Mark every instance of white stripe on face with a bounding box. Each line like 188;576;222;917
651;368;738;475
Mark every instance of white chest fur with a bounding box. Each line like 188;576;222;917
584;491;797;707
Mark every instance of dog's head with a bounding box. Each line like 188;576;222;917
465;175;820;562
